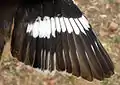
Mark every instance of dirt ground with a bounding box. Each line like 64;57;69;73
0;0;120;85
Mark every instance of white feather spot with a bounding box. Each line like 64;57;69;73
69;18;80;35
51;17;56;37
45;17;51;38
39;16;51;38
82;15;89;25
27;21;40;38
60;17;66;32
74;18;86;35
26;16;51;38
79;15;90;30
32;19;40;38
64;17;73;33
55;17;61;33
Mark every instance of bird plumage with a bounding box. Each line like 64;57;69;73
0;0;114;81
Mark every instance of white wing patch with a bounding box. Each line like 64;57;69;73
26;15;90;38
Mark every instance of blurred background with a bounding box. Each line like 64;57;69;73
0;0;120;85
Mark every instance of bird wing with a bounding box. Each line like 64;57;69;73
11;0;114;81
